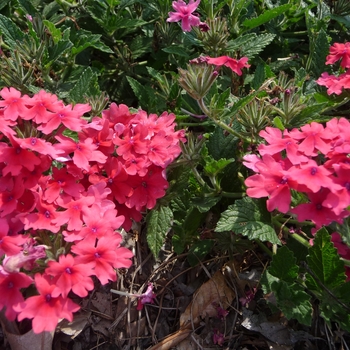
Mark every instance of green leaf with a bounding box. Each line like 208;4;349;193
126;76;155;109
215;197;280;244
306;228;346;291
251;62;265;90
191;195;222;213
162;45;190;58
309;28;330;76
227;33;275;59
272;281;313;325
207;127;239;160
43;20;62;44
146;206;173;258
0;14;24;49
16;0;37;16
203;156;235;177
70;29;113;55
45;28;73;66
243;4;290;29
187;239;215;266
269;246;299;282
273;116;285;130
69;67;100;103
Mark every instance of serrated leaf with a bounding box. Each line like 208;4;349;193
17;0;37;16
272;281;313;325
46;35;73;66
69;67;100;103
309;28;330;76
269;246;299;282
227;33;275;58
306;228;346;291
215;197;279;244
207;127;239;160
126;76;155;108
162;46;190;58
146;206;173;258
243;4;290;29
251;62;265;90
0;14;24;49
130;36;152;59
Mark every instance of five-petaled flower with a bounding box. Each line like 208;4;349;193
167;0;201;32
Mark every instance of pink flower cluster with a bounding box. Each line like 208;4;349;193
316;42;350;95
0;87;185;333
243;118;350;228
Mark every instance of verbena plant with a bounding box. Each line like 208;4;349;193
0;0;350;340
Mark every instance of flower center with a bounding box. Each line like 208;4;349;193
280;176;288;185
65;267;72;274
7;281;14;289
94;252;101;258
310;167;317;175
45;294;52;302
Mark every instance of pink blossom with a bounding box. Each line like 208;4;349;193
72;235;133;285
167;0;201;32
288;122;332;156
326;42;350;68
316;71;350;95
53;194;95;231
2;240;47;273
38;103;90;134
125;166;169;211
258;127;308;165
14;273;80;333
136;283;157;310
21;90;63;123
291;189;348;228
205;56;250;76
0;87;28;121
0;272;33;321
45;254;94;298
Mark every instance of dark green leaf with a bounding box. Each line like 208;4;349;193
187;239;215;266
46;39;73;65
306;228;346;291
69;67;100;103
269;246;298;282
243;4;290;29
216;197;279;244
251;62;266;90
191;195;222;213
162;46;190;58
70;29;113;55
146;206;173;258
0;14;24;49
272;281;313;325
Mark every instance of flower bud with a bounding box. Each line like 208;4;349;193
178;64;218;100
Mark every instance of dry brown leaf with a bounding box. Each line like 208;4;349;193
57;310;91;339
147;329;192;350
180;269;235;328
148;270;235;350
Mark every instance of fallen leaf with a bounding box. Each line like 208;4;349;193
148;270;235;350
180;270;235;328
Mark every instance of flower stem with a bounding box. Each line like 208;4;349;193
197;98;251;142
